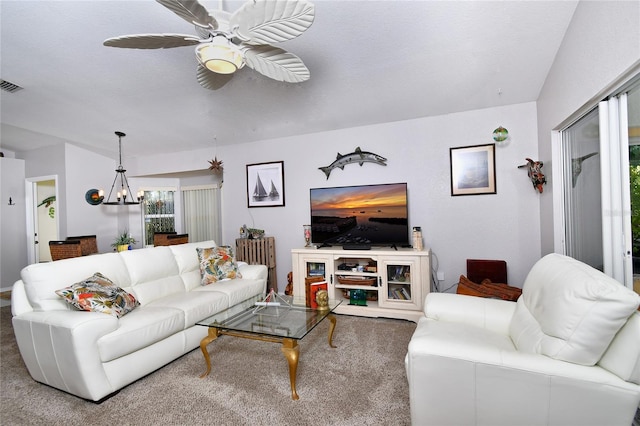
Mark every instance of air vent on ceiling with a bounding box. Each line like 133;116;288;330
1;79;23;93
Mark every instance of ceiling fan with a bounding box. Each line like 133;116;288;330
104;0;315;90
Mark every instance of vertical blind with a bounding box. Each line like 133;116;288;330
181;185;221;244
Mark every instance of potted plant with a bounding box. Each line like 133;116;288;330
111;230;136;252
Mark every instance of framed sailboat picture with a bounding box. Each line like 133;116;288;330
246;161;285;208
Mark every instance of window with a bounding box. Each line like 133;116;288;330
142;190;175;246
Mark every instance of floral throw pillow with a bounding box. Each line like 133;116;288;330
55;272;139;318
197;246;242;285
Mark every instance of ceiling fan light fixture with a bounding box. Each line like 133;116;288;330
196;36;244;74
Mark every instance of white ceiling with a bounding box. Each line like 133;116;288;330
0;0;579;159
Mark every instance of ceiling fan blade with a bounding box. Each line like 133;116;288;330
244;45;310;83
196;64;234;90
230;0;315;45
104;34;201;49
156;0;218;30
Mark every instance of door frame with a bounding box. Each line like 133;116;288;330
25;175;59;264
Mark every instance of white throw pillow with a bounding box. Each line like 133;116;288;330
509;254;640;365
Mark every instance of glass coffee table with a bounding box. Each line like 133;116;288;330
196;293;341;400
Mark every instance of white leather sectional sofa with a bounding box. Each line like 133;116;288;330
406;253;640;426
11;240;267;402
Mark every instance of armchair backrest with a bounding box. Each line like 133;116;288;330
509;254;640;367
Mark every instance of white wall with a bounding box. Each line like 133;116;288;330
537;0;640;254
65;144;122;253
0;157;27;289
5;103;540;293
214;102;541;290
127;102;540;290
22;145;67;237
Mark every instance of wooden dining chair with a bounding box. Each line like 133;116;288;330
66;235;98;256
153;232;177;246
49;240;83;261
166;234;188;245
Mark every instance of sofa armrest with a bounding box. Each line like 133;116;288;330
238;263;268;282
12;310;119;401
11;280;33;316
425;292;516;335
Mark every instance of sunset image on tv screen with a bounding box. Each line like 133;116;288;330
310;183;408;246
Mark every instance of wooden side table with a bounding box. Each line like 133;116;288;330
236;237;277;292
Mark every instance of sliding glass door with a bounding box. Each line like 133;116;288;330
559;76;639;290
628;85;640;294
562;109;603;270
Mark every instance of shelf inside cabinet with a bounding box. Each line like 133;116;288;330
387;285;412;301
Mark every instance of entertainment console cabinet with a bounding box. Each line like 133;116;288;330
291;247;431;322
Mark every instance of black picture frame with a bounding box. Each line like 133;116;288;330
246;161;285;208
450;144;496;196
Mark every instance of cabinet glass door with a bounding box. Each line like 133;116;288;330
379;259;420;310
297;254;332;307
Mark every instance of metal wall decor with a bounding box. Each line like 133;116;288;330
318;147;387;179
517;158;546;193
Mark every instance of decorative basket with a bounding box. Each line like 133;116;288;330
336;275;377;286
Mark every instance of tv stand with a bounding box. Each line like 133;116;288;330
292;246;431;322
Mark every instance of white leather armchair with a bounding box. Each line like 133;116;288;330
405;254;640;426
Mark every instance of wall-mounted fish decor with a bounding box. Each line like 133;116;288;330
571;152;598;187
319;147;387;179
518;158;546;193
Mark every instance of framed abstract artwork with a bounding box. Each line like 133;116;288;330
450;144;496;196
246;161;285;207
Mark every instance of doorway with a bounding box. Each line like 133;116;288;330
26;176;59;263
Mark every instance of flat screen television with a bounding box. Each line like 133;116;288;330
310;182;409;248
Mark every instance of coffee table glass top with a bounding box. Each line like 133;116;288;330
196;294;341;340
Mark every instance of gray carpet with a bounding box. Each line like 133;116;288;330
0;306;416;425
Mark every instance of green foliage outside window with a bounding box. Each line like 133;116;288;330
630;146;640;254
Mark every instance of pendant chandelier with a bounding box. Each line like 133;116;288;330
101;131;144;205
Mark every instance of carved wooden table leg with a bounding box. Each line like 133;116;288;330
327;313;337;348
281;338;300;400
199;328;220;378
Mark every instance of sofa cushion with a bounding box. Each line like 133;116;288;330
97;306;185;362
55;272;139;318
21;253;131;311
197;246;242;285
509;253;640;365
169;240;217;276
194;276;266;306
119;247;184;305
147;290;229;328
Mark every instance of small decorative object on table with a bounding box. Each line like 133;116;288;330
412;226;423;250
252;288;291;316
303;225;311;247
315;289;330;311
